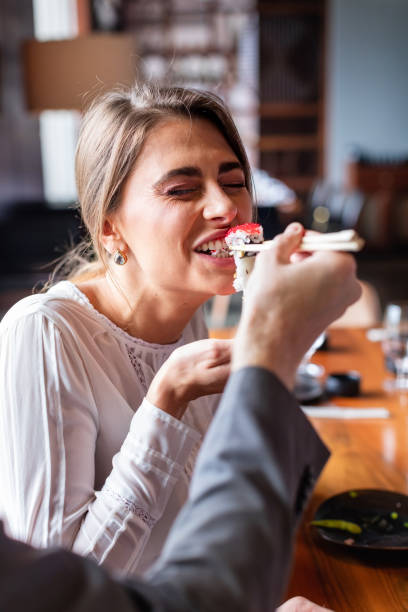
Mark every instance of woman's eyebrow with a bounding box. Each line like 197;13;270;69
218;161;243;174
153;166;202;189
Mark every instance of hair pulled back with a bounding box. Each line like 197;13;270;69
66;83;253;281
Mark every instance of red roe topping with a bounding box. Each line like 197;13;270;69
226;223;262;237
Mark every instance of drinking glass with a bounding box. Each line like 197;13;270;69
395;351;408;392
294;332;326;402
382;302;408;392
298;332;326;376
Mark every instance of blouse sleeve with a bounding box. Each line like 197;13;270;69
0;310;200;576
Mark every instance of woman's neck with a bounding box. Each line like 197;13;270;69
76;274;205;345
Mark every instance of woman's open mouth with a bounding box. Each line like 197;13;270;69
195;238;231;258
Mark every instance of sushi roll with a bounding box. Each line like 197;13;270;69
225;223;264;292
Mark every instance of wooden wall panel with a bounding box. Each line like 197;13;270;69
258;0;326;199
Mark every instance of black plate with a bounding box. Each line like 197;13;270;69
312;489;408;550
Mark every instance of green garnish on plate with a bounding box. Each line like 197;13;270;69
310;519;362;534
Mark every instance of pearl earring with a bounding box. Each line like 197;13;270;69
113;249;127;265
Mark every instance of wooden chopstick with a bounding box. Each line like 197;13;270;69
298;240;364;252
228;230;365;253
301;229;358;243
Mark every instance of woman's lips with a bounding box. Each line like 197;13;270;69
194;250;235;266
194;232;235;265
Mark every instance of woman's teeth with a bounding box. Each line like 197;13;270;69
196;239;231;258
201;239;224;250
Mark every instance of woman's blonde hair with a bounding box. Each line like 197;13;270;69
65;82;253;282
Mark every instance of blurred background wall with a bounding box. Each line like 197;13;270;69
0;0;43;207
326;0;408;184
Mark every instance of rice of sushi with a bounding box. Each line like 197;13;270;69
225;223;264;292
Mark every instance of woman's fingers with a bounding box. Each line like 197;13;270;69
147;339;233;419
200;362;231;393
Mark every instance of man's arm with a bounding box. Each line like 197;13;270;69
145;223;361;611
146;367;329;612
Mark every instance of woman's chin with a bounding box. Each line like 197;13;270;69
207;279;236;297
194;251;236;269
191;253;237;296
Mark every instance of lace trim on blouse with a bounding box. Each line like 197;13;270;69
105;487;156;528
126;345;148;393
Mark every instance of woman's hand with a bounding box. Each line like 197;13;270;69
146;339;232;420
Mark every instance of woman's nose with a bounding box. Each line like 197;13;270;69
202;187;237;223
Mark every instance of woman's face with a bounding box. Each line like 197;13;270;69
109;117;253;300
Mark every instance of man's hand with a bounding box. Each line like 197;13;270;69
277;596;334;612
232;223;361;389
147;339;232;419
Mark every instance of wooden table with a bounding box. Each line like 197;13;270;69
285;328;408;611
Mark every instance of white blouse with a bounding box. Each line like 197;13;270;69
0;281;218;576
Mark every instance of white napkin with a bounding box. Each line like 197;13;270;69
302;406;390;419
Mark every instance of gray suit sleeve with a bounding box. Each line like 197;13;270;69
146;367;329;612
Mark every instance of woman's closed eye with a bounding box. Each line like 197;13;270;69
166;187;200;197
219;168;246;193
221;181;246;193
166;183;245;200
161;171;246;200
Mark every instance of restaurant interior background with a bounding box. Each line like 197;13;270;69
0;0;407;327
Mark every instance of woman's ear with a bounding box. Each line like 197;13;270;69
100;218;125;255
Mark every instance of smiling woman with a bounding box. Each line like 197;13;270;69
95;116;253;335
0;83;254;577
